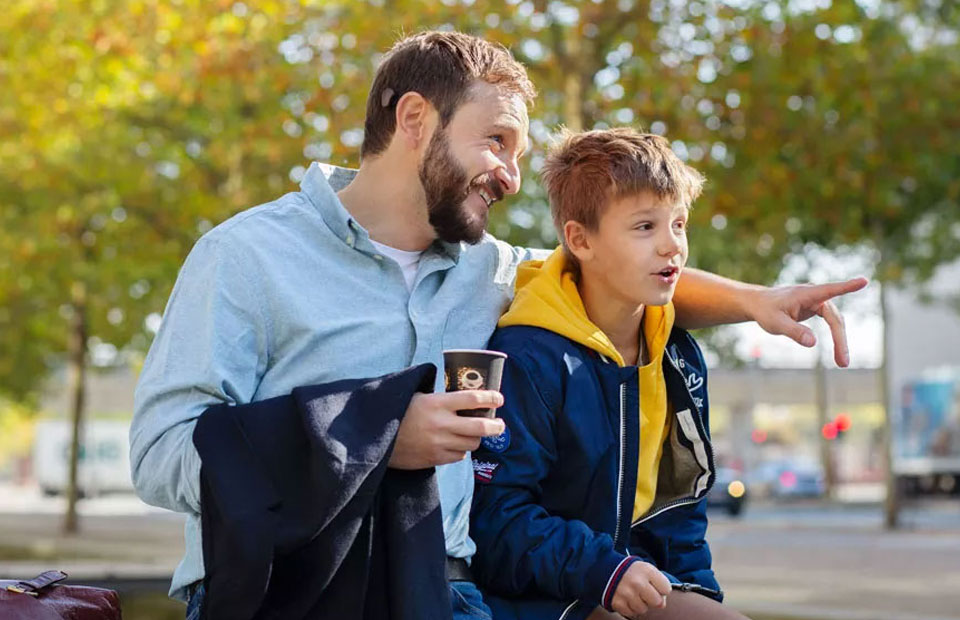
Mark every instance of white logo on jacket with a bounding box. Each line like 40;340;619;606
686;371;704;393
473;460;500;482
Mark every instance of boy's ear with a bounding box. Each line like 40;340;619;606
563;220;593;263
394;91;435;151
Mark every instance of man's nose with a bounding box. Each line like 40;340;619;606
494;157;522;195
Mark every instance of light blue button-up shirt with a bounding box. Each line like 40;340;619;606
130;162;545;600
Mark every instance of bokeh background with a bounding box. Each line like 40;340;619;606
1;1;959;619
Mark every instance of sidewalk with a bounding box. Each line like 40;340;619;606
710;500;960;620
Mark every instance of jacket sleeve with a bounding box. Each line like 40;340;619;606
130;235;270;514
470;347;632;604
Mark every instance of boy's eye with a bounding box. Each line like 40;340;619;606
674;220;687;231
633;222;653;231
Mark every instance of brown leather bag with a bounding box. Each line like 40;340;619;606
0;570;122;619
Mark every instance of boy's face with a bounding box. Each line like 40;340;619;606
577;191;689;308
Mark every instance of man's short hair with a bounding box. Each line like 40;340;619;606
541;128;705;244
361;31;536;159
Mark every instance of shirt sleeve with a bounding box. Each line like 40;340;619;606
129;234;270;514
515;245;552;262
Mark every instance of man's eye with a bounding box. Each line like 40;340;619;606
489;135;505;149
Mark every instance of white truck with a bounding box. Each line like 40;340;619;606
895;368;960;496
32;419;134;497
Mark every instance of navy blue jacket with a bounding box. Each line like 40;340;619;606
471;326;720;620
193;364;451;620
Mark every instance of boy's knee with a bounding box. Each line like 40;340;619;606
637;590;749;620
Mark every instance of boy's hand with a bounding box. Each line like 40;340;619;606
388;391;506;470
610;561;671;618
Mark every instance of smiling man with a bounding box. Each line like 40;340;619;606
130;31;865;620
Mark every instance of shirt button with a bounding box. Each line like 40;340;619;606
345;234;354;246
374;254;383;261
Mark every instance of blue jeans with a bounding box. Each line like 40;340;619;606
185;582;203;620
186;580;493;619
450;580;494;620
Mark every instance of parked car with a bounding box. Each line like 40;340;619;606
706;466;747;516
749;458;825;499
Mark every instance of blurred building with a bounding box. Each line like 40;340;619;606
886;260;960;408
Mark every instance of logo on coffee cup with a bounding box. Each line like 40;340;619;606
457;367;486;390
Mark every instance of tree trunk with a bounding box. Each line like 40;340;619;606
815;351;835;499
879;279;899;529
63;282;87;535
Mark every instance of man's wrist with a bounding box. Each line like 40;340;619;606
735;281;768;324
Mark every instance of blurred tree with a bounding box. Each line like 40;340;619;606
0;0;313;532
710;1;960;528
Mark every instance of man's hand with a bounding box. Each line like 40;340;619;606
388;390;506;470
749;277;868;367
610;561;671;618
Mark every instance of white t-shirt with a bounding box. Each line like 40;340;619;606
369;238;423;292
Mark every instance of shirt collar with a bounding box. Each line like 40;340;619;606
299;161;463;263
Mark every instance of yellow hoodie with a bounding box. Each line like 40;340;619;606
499;247;676;522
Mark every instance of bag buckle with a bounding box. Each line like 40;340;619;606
6;570;69;597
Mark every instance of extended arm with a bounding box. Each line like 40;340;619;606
672;268;868;367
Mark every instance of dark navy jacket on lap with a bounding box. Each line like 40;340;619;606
192;363;451;620
471;326;720;620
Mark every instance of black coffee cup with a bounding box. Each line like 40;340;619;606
443;349;508;418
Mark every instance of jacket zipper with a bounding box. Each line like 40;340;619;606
557;599;578;620
612;381;627;547
557;381;629;620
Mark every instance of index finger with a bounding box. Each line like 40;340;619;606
804;277;869;306
650;571;672;597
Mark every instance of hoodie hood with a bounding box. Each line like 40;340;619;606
498;247;674;368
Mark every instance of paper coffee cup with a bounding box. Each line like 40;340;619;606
442;349;508;418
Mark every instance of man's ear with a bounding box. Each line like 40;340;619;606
394;92;434;150
563;220;593;263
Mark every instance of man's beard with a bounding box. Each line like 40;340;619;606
419;128;500;245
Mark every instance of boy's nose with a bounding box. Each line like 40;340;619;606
660;231;685;255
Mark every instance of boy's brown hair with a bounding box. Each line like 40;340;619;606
361;31;536;159
541;128;705;249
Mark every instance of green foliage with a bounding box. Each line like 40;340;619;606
1;0;958;399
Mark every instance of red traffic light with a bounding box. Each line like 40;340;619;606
751;429;768;443
835;413;852;432
821;421;839;441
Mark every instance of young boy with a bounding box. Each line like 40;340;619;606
470;128;748;620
